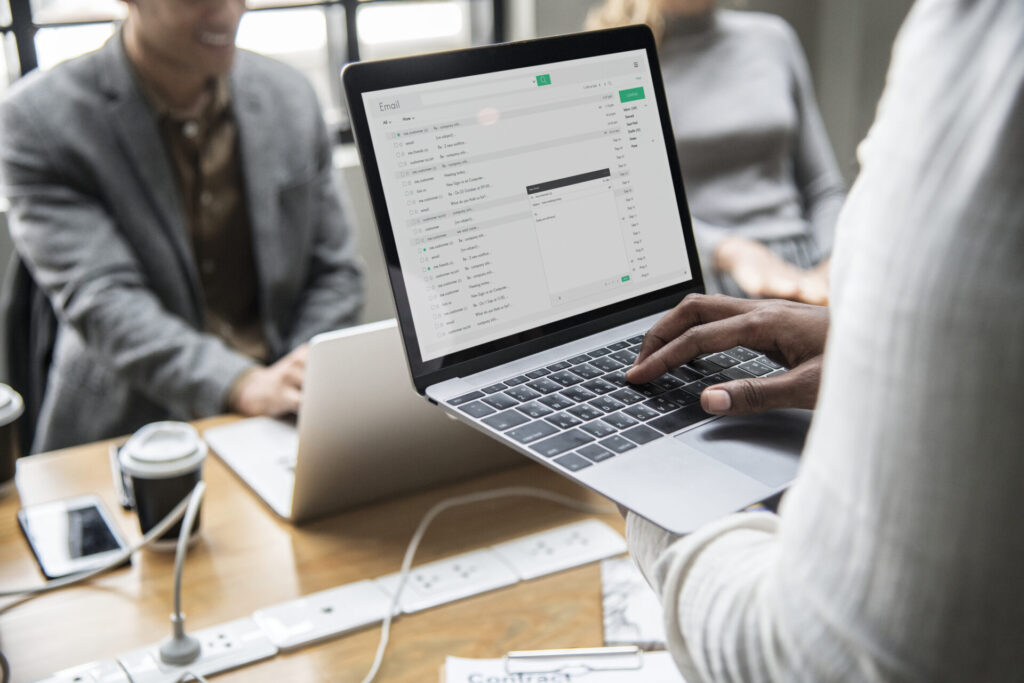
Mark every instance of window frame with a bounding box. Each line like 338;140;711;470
1;0;508;141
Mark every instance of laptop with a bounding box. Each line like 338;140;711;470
342;26;810;534
204;319;520;523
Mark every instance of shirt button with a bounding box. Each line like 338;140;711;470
200;191;214;207
183;120;199;138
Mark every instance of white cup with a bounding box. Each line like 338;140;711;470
0;384;25;497
119;422;207;551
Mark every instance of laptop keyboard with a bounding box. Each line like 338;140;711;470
449;335;784;474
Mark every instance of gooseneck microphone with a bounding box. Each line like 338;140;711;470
159;481;206;666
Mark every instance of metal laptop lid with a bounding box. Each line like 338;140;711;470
206;320;522;523
343;26;703;394
289;319;521;522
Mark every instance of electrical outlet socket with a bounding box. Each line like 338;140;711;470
35;660;130;683
252;579;394;651
489;519;627;580
374;548;519;614
116;617;277;683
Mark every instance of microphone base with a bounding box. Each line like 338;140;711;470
159;633;201;666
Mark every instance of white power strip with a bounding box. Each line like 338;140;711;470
34;520;624;681
253;519;624;652
252;580;394;652
36;660;130;683
491;518;628;580
374;548;520;614
116;618;277;683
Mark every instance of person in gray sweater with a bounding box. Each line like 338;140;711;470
587;0;846;304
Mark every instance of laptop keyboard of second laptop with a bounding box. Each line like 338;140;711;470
449;336;783;473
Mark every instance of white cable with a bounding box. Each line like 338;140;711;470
159;481;206;666
359;486;616;683
171;483;206;632
0;481;207;598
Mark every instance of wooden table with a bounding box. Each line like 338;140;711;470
0;416;625;682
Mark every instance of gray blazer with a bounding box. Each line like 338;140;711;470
0;36;363;452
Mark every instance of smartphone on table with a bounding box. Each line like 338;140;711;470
17;495;130;579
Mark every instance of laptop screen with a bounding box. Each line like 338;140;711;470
361;48;693;363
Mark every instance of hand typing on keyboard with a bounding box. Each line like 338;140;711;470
627;294;828;415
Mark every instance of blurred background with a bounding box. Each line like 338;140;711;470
0;0;914;326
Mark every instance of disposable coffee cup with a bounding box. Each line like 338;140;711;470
0;384;25;497
119;421;207;551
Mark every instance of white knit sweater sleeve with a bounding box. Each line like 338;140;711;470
627;2;1024;681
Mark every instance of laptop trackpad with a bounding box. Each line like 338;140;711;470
675;410;811;488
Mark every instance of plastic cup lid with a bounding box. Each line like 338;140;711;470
128;422;199;462
120;421;207;479
0;384;24;426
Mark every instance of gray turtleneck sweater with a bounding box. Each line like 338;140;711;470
659;10;846;274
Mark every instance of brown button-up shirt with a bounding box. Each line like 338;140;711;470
140;75;268;363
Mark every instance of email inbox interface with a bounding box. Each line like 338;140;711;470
364;50;691;362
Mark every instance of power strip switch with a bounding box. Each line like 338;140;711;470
252;579;394;651
490;519;627;581
117;617;277;683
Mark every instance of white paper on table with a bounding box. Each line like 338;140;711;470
442;650;685;682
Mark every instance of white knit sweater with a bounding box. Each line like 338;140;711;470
627;1;1024;680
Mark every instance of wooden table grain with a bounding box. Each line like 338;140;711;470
0;416;626;682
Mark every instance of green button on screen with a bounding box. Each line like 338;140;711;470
621;275;631;283
536;74;551;86
619;87;645;103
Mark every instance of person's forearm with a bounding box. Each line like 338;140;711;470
225;366;261;414
69;280;258;417
628;511;782;683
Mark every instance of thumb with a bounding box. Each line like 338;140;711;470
700;358;821;414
